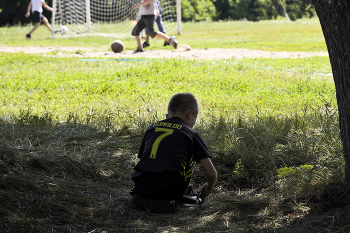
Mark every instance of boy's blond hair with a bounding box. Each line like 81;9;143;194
167;93;199;116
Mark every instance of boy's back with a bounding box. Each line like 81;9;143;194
141;0;157;15
131;93;217;214
132;116;212;200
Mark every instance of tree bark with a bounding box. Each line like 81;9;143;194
312;0;350;182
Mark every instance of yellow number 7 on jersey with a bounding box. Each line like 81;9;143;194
150;127;174;159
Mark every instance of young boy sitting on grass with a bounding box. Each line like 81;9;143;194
130;93;217;214
131;0;177;53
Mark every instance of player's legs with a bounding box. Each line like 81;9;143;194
26;22;40;39
135;35;143;50
145;34;150;44
144;15;157;40
143;34;150;48
145;15;176;48
131;17;147;53
143;27;150;48
156;16;170;46
155;32;168;40
142;15;157;49
131;194;175;214
26;11;42;38
42;17;52;32
143;15;166;47
154;32;177;49
156;15;166;34
141;15;177;50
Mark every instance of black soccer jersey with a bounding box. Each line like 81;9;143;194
131;117;212;200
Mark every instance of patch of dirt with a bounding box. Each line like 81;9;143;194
0;45;329;59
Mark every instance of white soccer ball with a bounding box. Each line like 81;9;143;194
60;26;68;35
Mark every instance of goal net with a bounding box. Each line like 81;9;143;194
51;0;181;37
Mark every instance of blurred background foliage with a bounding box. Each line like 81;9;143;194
0;0;52;26
0;0;315;26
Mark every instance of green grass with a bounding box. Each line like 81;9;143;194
0;18;326;52
181;18;326;51
1;19;349;233
0;54;334;123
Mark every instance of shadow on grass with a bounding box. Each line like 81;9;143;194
1;117;350;232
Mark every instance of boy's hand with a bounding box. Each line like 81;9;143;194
25;12;30;18
132;4;138;9
198;182;211;198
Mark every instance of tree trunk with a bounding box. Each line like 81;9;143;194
312;0;350;182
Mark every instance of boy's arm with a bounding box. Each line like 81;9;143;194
132;0;152;9
42;1;53;12
25;2;32;17
198;157;217;198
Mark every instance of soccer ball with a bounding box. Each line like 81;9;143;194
60;26;68;35
111;40;124;53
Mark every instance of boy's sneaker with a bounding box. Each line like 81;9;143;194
163;41;170;46
143;42;150;48
133;48;145;54
25;34;31;39
178;185;204;206
131;194;175;214
169;36;177;49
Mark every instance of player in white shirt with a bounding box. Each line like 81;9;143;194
25;0;54;39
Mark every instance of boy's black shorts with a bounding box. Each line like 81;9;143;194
33;11;44;23
132;15;157;38
130;181;189;201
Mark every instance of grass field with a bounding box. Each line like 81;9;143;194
0;18;326;51
1;18;350;233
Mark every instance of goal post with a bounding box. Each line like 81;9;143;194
86;0;91;32
176;0;181;35
51;0;56;38
51;0;181;37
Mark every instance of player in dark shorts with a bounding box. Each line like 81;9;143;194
130;93;217;214
143;0;170;48
33;11;44;23
131;0;177;53
25;0;54;39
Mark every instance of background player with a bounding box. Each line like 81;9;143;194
143;0;170;48
25;0;54;39
131;0;177;53
130;93;217;214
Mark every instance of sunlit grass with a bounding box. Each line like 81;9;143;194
181;18;326;51
0;53;334;124
0;18;326;52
